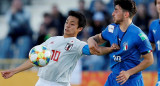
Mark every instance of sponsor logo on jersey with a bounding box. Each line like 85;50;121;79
108;25;114;33
50;41;54;44
65;43;73;51
138;33;147;41
123;42;128;51
153;30;156;34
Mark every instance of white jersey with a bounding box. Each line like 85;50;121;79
38;36;86;85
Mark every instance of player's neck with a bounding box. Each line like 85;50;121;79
119;19;132;32
63;35;77;38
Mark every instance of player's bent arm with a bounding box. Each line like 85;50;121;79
88;33;106;45
126;52;154;76
1;60;33;79
82;45;115;55
87;33;106;54
12;60;33;74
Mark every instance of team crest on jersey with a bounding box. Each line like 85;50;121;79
123;42;128;51
108;25;114;33
65;43;73;51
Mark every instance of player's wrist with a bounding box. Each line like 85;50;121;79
126;70;132;76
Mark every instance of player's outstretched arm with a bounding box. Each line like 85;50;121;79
1;60;33;79
116;52;154;85
87;33;106;54
82;44;120;55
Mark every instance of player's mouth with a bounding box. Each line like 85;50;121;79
65;29;69;32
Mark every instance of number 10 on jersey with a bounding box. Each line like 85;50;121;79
51;50;61;62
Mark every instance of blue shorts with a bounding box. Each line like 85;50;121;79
104;73;144;86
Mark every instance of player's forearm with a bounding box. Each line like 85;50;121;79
127;52;154;76
97;47;113;55
13;60;33;74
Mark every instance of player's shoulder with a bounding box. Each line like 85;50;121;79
129;23;143;33
73;38;87;44
150;19;159;25
104;23;118;33
107;23;118;29
129;23;148;39
46;36;61;41
150;19;159;29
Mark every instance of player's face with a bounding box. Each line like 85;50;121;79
156;0;160;14
112;5;125;24
64;16;82;37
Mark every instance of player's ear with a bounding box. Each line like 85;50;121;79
125;11;130;18
78;27;83;32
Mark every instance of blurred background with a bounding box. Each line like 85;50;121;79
0;0;158;86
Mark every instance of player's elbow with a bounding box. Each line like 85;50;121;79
146;55;154;66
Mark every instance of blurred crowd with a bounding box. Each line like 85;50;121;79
0;0;158;71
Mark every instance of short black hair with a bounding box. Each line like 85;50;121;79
68;11;86;29
43;13;51;18
155;0;157;5
114;0;137;18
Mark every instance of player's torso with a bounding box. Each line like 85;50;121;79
106;24;144;75
38;36;82;82
109;25;140;63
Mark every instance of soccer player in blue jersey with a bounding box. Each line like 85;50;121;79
148;0;160;86
88;0;154;86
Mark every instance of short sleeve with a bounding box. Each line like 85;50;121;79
40;37;54;46
148;22;155;43
77;41;87;55
136;32;152;55
82;45;91;55
101;24;115;41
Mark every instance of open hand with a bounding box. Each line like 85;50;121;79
116;71;130;85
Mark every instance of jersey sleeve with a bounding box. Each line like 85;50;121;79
40;37;54;46
77;41;87;56
101;24;115;41
148;22;155;43
82;45;91;55
136;32;152;55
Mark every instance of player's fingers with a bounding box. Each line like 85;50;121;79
116;73;124;79
117;78;126;83
112;43;120;49
120;79;127;85
91;47;100;54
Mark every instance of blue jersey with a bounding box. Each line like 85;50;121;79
102;23;152;78
148;19;160;81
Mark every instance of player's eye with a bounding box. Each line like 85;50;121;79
71;24;74;25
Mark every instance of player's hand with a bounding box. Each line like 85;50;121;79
111;43;120;51
1;70;16;79
156;81;160;86
87;37;100;54
116;71;130;85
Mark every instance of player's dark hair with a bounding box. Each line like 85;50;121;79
114;0;137;18
155;0;157;5
43;13;51;18
68;11;86;29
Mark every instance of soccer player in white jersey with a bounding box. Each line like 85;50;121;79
1;11;119;86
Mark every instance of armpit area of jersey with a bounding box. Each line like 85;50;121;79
141;50;152;55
